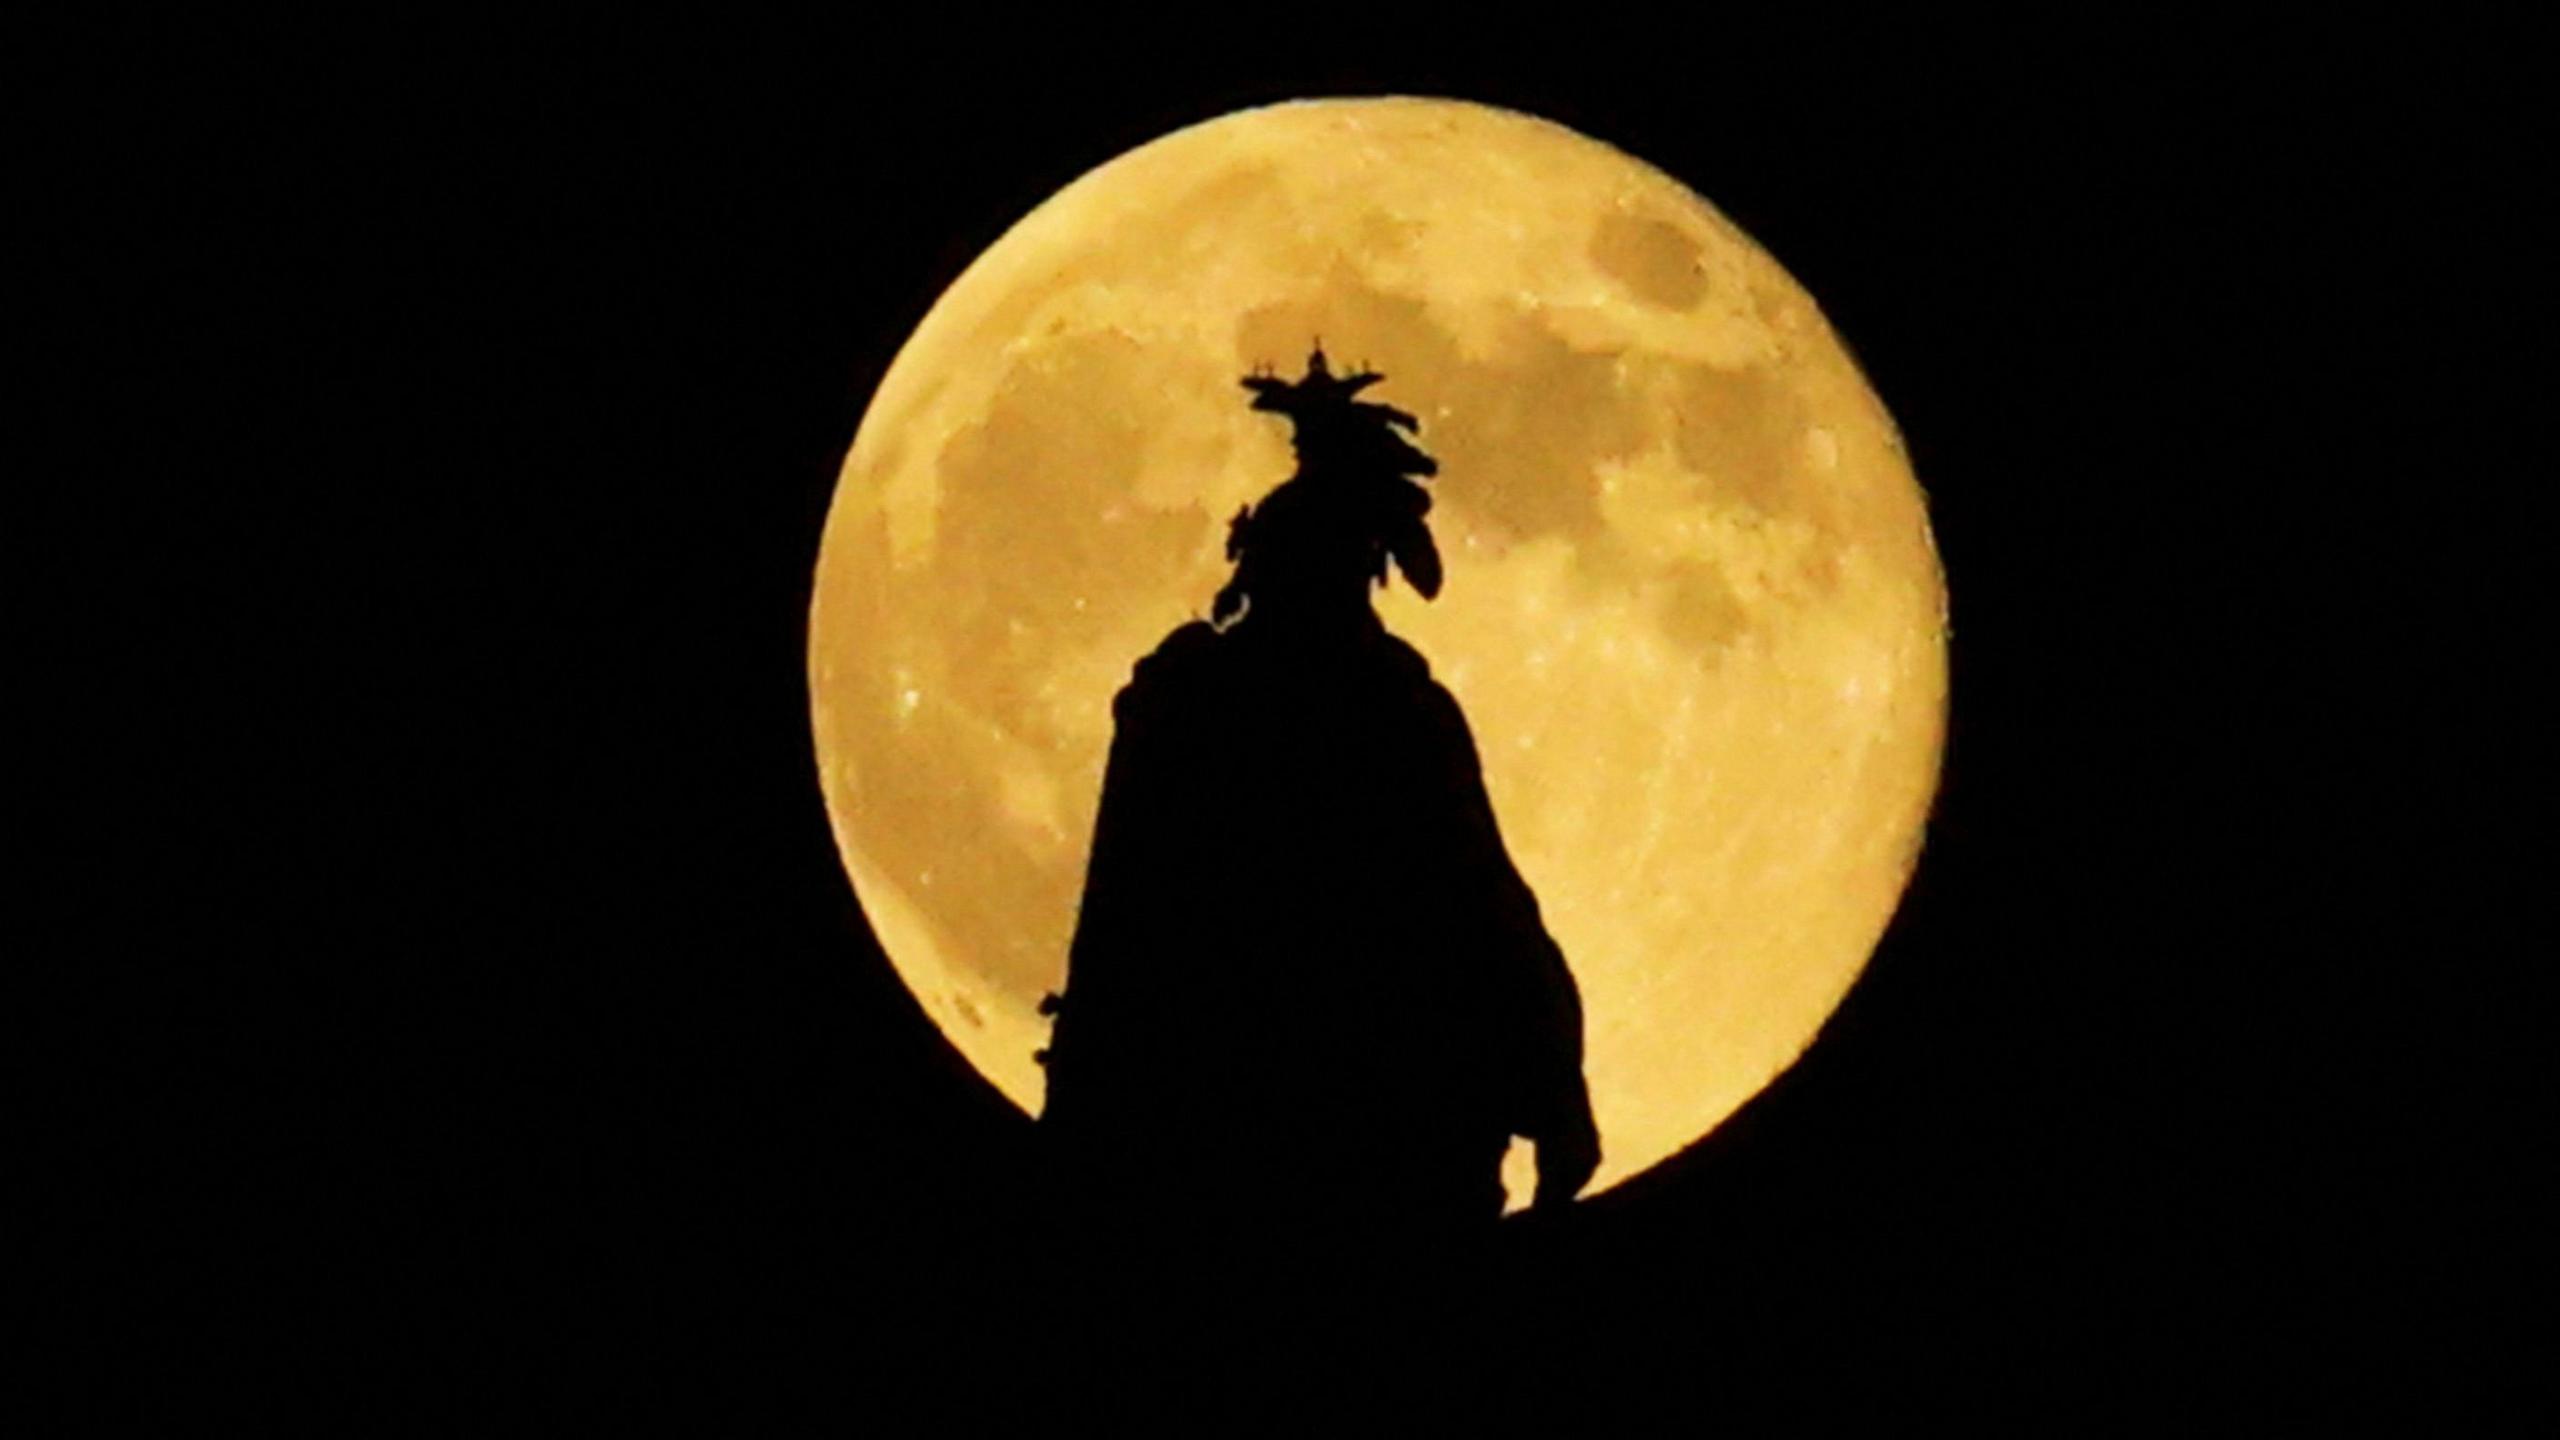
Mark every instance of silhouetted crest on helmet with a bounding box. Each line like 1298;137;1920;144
1216;345;1443;627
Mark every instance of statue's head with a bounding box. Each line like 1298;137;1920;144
1240;345;1439;482
1217;347;1444;630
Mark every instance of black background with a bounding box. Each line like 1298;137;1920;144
47;14;2513;1425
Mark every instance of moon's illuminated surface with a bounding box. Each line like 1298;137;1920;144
809;98;1946;1208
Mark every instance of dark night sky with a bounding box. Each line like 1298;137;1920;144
44;14;2515;1424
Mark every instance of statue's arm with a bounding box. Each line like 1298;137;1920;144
1039;680;1161;1126
1428;687;1600;1208
1504;897;1600;1209
1041;626;1222;1126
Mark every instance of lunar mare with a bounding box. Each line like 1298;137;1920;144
809;98;1946;1208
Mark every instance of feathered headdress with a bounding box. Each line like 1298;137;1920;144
1239;345;1438;480
1215;346;1443;625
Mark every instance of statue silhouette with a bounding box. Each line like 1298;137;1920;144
1036;347;1598;1276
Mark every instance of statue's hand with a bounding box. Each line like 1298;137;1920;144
1531;1112;1601;1212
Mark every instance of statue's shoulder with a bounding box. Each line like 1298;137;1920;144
1135;620;1222;679
1358;629;1447;706
1374;637;1476;745
1375;630;1436;685
1113;620;1224;720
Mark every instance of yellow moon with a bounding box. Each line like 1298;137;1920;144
808;97;1946;1209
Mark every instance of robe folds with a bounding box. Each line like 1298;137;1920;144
1038;615;1593;1241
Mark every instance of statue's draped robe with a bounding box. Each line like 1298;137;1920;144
1039;617;1590;1245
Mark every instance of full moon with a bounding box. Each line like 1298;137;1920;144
808;97;1946;1209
